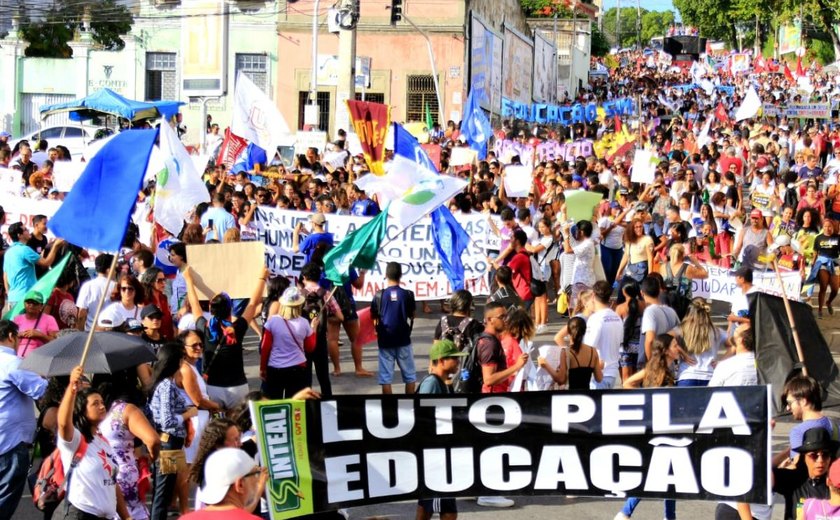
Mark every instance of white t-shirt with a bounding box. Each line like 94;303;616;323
598;216;625;250
58;428;119;518
709;352;758;386
520;223;539;245
177;311;213;332
678;329;726;381
99;301;141;326
583;307;623;379
729;287;757;318
76;277;116;331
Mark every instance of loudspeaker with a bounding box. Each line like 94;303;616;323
664;36;705;56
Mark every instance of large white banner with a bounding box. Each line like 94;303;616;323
252;207;491;301
1;196;61;241
692;264;802;303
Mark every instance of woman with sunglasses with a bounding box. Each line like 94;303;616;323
141;267;174;340
98;274;144;330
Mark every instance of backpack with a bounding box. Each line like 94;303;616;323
452;332;496;394
664;262;691;319
439;316;478;353
529;249;549;297
31;436;89;511
302;286;329;331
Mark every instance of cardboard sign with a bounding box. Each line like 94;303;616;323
186;241;266;300
503;164;532;197
295;131;329;156
449;147;478;167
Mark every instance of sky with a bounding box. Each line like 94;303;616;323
601;0;679;20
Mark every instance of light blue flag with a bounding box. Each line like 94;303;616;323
460;89;493;160
431;205;470;291
392;123;438;173
49;129;158;252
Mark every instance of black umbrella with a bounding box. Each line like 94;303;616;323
20;331;156;377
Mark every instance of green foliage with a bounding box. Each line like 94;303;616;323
601;7;674;48
591;24;610;56
18;0;133;58
810;39;836;64
520;0;572;18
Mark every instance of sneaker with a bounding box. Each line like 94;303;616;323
477;496;515;507
536;324;547;334
613;514;630;520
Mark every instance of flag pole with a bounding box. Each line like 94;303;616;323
771;259;807;376
78;252;120;371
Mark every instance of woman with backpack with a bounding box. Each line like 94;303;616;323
675;299;724;387
56;365;126;520
526;217;557;334
260;287;316;399
660;244;708;320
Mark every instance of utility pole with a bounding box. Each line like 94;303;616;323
401;14;444;124
335;0;358;137
636;0;641;49
306;0;322;130
569;0;577;99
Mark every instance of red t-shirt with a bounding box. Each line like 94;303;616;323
507;251;533;301
180;509;262;520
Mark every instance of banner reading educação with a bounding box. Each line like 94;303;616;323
252;207;492;301
251;387;771;519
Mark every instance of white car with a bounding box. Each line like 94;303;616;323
11;125;112;160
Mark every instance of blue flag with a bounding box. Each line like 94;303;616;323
230;142;267;174
392;123;438;173
460;89;493;160
49;129;158;252
431;205;470;291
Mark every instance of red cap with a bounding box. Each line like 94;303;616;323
750;209;762;219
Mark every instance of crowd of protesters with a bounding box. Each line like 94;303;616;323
3;46;840;520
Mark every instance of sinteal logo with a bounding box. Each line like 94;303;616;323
401;178;444;206
261;404;302;513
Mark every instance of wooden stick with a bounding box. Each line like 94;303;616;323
79;252;120;371
771;259;807;376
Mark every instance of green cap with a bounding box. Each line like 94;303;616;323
24;290;44;304
429;339;467;361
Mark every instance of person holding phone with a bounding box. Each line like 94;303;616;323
199;192;236;243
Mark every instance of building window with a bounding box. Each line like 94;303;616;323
405;74;439;124
297;91;331;131
235;53;268;91
145;52;177;101
354;93;385;104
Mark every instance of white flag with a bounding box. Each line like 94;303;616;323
696;115;713;149
735;86;762;121
154;122;211;235
232;71;294;155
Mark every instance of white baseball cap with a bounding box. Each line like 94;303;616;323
197;448;258;505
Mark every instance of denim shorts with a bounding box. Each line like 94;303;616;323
378;345;416;384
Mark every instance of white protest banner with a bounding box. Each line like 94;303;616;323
0;167;22;196
449;147;478;167
52;161;86;193
785;103;831;119
1;195;62;241
485;214;502;251
631;149;657;184
252;207;491;301
691;264;802;303
503;164;532;198
295;131;329;156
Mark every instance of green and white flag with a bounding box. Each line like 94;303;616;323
154;121;210;235
323;209;388;284
3;253;71;320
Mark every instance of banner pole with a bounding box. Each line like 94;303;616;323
771;259;807;376
78;252;120;370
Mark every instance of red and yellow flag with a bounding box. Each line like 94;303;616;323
346;100;391;175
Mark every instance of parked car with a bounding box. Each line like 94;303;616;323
11;125;112;159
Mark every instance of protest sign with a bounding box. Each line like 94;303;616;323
252;207;491;301
691;264;802;303
0;167;22;196
500;97;634;125
1;195;61;241
449;147;478;167
631;149;657;184
785;103;831;119
295;131;329;156
565;190;603;222
252;387;771;519
186;241;266;299
503;165;532;197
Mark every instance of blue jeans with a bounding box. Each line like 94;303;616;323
677;379;709;387
600;245;624;287
0;442;29;520
150;436;185;520
378;345;416;385
590;376;616;390
621;497;676;519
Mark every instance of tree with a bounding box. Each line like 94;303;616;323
673;0;737;46
591;24;610;56
601;7;674;48
519;0;572;18
19;0;132;58
641;10;676;44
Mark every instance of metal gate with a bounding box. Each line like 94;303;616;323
20;93;74;135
